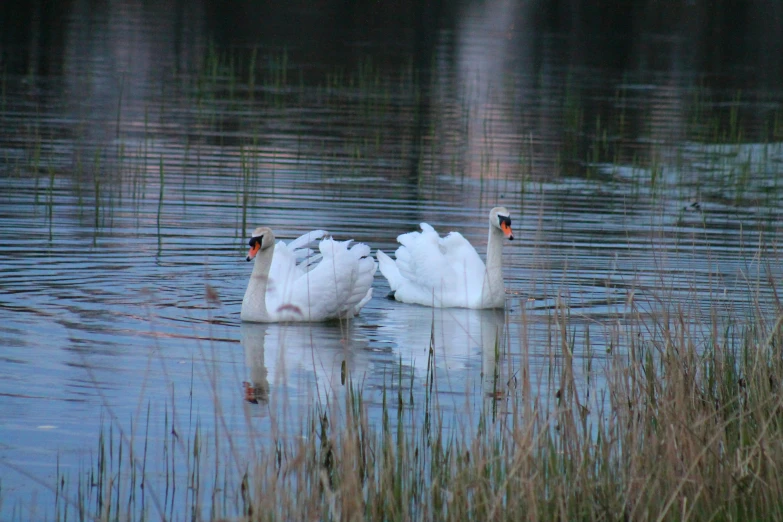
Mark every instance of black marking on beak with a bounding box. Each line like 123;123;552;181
499;215;514;240
246;235;263;262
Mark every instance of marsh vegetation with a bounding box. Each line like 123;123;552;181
1;1;782;520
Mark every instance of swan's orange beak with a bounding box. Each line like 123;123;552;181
246;242;260;261
501;222;514;240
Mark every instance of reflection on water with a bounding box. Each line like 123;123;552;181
241;307;507;420
1;0;782;518
376;306;507;395
241;321;367;414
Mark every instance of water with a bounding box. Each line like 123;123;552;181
1;0;782;518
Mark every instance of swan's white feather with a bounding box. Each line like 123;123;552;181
287;229;327;273
376;210;510;309
287;229;328;251
385;224;485;307
242;230;377;322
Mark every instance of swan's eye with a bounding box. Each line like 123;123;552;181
248;235;263;247
498;216;511;227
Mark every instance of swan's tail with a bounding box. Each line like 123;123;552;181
351;242;377;306
353;287;373;315
376;250;403;292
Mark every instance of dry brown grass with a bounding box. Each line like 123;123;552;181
9;291;783;521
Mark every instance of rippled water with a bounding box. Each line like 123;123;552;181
1;0;782;517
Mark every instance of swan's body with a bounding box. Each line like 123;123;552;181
376;207;513;309
241;227;377;322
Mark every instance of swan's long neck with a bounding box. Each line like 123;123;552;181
482;225;505;308
242;243;274;321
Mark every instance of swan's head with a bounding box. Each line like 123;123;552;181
246;227;275;261
489;207;513;240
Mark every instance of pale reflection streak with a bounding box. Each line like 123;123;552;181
240;321;369;417
430;0;532;184
60;0;206;141
240;308;507;417
376;306;507;397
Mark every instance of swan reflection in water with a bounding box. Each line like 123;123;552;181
241;307;508;413
240;321;369;412
376;306;508;397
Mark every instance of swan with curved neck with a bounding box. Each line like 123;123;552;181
376;207;513;309
241;227;376;322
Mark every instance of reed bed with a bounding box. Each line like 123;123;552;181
5;286;782;522
4;47;783;522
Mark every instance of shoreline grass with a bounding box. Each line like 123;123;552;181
4;291;783;521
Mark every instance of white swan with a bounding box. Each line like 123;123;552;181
376;207;513;309
241;227;377;322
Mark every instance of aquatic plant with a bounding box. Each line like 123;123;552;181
3;275;782;521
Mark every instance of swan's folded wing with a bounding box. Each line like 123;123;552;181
294;248;323;273
439;231;486;277
287;230;328;252
324;240;376;315
395;224;458;289
287;230;328;273
287;239;371;319
260;242;306;319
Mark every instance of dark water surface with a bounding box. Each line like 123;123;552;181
1;0;782;518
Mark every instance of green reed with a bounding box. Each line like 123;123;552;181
4;271;779;521
1;65;6;114
11;43;781;230
157;155;165;252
